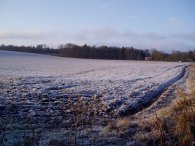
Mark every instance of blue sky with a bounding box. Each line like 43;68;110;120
0;0;195;52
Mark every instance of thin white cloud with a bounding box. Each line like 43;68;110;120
0;31;48;40
1;27;195;52
170;32;195;41
69;28;195;51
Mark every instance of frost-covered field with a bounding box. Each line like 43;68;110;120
0;50;189;145
0;50;188;116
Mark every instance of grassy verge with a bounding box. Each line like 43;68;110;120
148;64;195;145
170;64;195;145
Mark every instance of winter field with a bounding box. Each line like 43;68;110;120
0;50;189;145
0;50;188;114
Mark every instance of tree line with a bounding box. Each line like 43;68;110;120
0;43;195;62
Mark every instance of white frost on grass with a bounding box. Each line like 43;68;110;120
0;50;189;115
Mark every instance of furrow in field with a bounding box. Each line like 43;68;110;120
116;65;188;116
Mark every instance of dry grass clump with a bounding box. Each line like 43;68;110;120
133;131;149;143
106;118;130;130
171;89;195;145
102;117;131;137
143;89;195;145
115;118;131;130
140;113;170;145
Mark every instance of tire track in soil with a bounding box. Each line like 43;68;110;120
118;65;189;117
